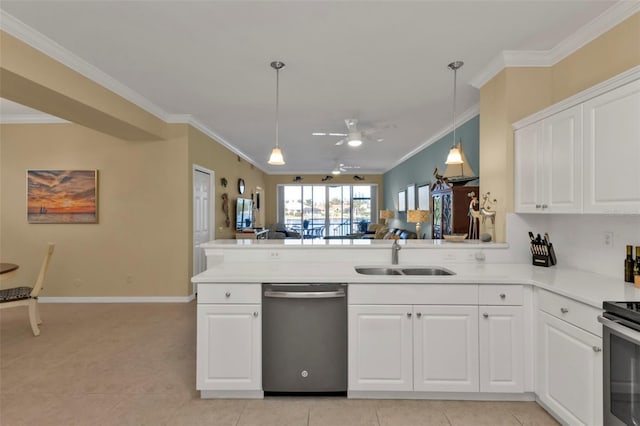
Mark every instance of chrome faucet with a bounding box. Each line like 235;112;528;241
391;239;401;265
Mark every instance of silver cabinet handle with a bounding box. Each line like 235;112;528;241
264;290;345;299
253;311;259;317
592;346;601;352
560;307;569;314
483;313;489;318
225;292;231;298
407;312;412;318
535;204;542;209
500;294;506;299
542;204;548;209
416;312;422;318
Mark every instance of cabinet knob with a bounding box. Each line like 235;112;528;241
407;312;412;318
535;204;542;209
416;312;422;318
542;204;548;209
482;313;489;318
225;292;231;298
593;346;602;352
560;307;569;314
253;311;259;317
499;293;506;299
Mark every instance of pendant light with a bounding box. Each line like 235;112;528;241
445;61;464;165
268;61;286;165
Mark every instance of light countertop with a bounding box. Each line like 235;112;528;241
192;261;640;309
199;239;510;250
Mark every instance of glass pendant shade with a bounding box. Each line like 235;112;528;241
268;147;285;165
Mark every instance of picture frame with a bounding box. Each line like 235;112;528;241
398;189;406;212
27;170;98;224
418;184;430;210
407;184;416;210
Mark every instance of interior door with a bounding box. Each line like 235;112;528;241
193;167;213;278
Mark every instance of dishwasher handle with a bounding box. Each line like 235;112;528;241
264;289;346;299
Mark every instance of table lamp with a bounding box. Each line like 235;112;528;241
407;209;429;239
379;210;394;225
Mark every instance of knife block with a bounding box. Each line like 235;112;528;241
531;243;557;267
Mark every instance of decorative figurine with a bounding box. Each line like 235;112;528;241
480;192;497;242
467;191;480;240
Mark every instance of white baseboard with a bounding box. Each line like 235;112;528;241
348;391;536;401
39;294;196;303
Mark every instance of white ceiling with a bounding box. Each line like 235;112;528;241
0;1;624;174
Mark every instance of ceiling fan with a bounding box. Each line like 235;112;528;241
332;162;361;175
312;118;388;147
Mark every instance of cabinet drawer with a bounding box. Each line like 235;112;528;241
198;284;261;304
349;284;478;305
479;285;523;306
538;289;602;337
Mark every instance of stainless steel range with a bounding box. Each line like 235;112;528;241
599;302;640;425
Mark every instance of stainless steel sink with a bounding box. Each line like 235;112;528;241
354;266;455;276
354;267;403;275
401;267;455;276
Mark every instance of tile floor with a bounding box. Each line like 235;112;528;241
0;302;559;425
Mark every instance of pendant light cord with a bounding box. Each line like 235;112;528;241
452;66;457;147
275;65;280;149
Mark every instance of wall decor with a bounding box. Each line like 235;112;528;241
418;184;430;210
238;178;245;194
407;184;416;210
27;170;98;224
398;189;406;212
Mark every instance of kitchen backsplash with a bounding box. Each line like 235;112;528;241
507;213;640;280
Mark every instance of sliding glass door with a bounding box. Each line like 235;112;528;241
279;184;377;237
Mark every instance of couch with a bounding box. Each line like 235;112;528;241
362;223;417;239
265;223;301;239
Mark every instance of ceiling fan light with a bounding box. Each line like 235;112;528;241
268;147;285;165
348;138;362;147
445;146;463;165
332;168;341;175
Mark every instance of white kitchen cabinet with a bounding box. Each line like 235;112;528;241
537;311;602;425
197;298;262;394
479;306;524;393
348;305;413;391
583;79;640;214
514;104;583;213
413;305;479;392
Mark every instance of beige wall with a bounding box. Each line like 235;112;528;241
187;126;267;242
479;12;640;241
0;123;191;297
264;174;384;226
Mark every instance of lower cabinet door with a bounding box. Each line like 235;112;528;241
348;305;413;391
196;304;261;391
479;306;524;393
537;311;602;425
414;305;479;392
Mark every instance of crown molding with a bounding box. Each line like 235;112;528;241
0;114;69;124
385;103;480;173
513;65;640;130
182;115;267;173
470;1;640;89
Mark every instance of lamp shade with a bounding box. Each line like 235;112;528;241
445;145;463;165
407;209;429;223
268;147;285;165
379;210;395;220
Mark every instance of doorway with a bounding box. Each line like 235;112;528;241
193;165;214;283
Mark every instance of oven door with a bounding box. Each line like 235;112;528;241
599;315;640;426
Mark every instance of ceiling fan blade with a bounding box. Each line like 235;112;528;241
335;139;345;146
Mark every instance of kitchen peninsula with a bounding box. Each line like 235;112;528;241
192;239;640;425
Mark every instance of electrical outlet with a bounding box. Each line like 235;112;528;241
268;251;280;260
603;231;614;247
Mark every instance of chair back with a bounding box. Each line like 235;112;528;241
30;243;55;298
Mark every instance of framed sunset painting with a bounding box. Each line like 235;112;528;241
27;170;98;224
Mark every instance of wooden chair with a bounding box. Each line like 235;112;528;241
0;243;55;336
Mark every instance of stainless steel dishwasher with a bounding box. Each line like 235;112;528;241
262;283;347;394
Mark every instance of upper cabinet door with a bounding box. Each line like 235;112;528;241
583;79;640;214
543;105;583;213
514;121;544;213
